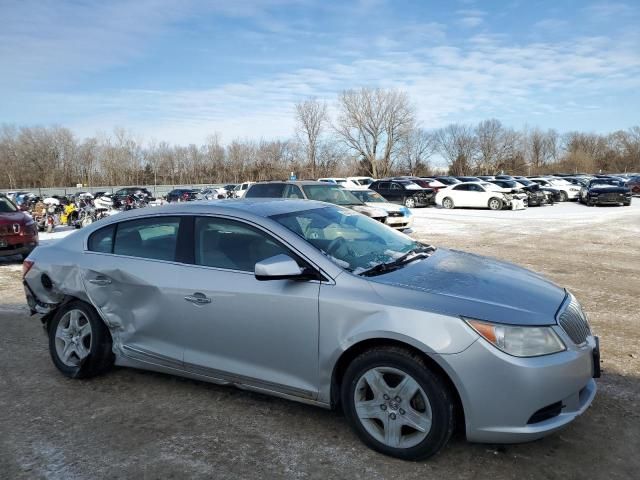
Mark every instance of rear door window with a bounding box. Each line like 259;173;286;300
113;217;181;261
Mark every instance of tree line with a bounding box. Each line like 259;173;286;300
1;87;639;189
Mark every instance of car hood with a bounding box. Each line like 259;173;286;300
365;202;404;213
367;248;565;326
349;204;388;218
0;212;29;225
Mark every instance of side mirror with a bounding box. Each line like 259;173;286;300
255;254;312;281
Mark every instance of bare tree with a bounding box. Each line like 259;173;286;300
398;128;436;175
295;98;327;179
334;88;414;178
435;124;476;175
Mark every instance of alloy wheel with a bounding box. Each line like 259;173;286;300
354;367;432;449
55;309;93;367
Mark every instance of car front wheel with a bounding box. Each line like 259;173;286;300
559;191;568;202
48;300;114;379
341;347;454;461
404;197;416;208
488;198;503;210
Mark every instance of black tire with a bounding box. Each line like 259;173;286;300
442;197;454;209
48;300;114;379
404;197;416;208
559;191;568;202
623;201;631;206
488;197;503;210
341;346;454;461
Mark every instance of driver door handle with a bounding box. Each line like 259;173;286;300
89;276;111;286
184;292;211;305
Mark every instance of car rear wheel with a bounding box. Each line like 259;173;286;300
404;197;416;208
341;347;454;461
488;198;503;210
48;300;114;379
442;197;454;209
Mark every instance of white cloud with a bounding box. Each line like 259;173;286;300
456;9;485;28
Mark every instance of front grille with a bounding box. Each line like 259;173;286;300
558;295;591;345
599;192;623;202
0;225;14;236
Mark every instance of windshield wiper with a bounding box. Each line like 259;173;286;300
359;245;435;277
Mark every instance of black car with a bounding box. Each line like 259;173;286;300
490;179;547;206
166;188;201;202
113;187;154;202
579;179;632;206
369;180;434;208
434;176;461;186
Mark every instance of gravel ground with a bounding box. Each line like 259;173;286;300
1;202;639;479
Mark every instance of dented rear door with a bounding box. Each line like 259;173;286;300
82;216;187;368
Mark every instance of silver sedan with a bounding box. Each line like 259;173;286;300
22;199;598;460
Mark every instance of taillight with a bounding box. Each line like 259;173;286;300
23;259;34;278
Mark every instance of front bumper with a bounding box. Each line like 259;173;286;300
385;214;414;229
439;334;597;443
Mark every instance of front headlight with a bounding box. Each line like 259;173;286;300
464;318;566;357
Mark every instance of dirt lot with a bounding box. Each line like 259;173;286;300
1;203;639;479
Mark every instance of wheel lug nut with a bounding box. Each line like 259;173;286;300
399;408;405;415
395;396;401;402
389;413;396;420
380;404;387;411
383;394;389;400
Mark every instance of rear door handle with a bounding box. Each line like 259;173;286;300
89;276;112;286
184;292;211;305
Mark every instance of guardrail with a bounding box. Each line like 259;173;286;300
0;183;228;198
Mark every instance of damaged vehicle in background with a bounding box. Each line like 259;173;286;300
579;178;632;206
23;200;599;461
369;179;434;208
347;189;413;230
489;179;547;207
435;182;526;210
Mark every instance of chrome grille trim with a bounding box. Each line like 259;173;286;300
558;294;591;345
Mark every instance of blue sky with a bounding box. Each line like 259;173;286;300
1;0;639;144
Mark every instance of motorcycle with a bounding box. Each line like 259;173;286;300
31;200;61;233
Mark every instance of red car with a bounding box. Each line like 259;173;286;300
0;194;39;260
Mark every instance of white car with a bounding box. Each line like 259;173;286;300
348;189;414;230
233;182;256;198
528;178;581;201
317;178;360;189
346;176;376;189
435;182;523;210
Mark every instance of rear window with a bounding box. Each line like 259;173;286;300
0;196;18;213
245;183;286;198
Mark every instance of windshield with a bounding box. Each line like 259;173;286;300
591;180;622;188
357;190;386;203
482;183;501;191
0;196;18;213
499;180;518;188
302;185;363;205
270;206;426;274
